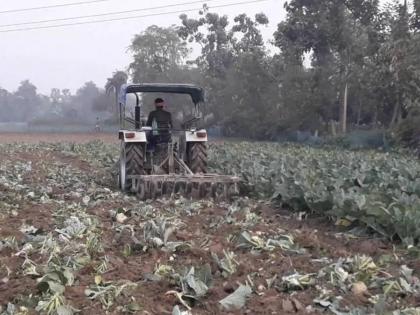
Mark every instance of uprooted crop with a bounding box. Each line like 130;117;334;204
2;139;420;314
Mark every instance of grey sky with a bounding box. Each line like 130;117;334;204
0;0;281;94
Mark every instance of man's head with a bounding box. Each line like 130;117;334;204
155;98;165;109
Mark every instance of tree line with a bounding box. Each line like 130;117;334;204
110;0;420;142
1;1;420;145
0;80;109;124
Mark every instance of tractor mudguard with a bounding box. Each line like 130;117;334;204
119;130;148;143
185;129;208;142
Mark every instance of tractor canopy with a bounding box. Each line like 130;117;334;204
119;83;205;105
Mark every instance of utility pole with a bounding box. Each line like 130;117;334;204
341;83;348;133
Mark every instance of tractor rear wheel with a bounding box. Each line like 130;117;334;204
119;143;145;192
188;142;207;174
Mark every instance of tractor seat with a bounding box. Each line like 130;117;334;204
146;133;172;152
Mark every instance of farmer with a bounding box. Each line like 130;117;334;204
146;98;172;145
94;117;101;132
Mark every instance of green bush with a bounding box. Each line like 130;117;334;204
394;112;420;156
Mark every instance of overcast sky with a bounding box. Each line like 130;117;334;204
0;0;281;94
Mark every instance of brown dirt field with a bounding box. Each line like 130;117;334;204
0;132;118;144
0;136;417;314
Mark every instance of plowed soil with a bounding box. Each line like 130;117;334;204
0;133;418;314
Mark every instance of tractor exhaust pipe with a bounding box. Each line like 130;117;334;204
135;105;141;130
134;93;141;130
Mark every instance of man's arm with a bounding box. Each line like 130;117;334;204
146;111;154;127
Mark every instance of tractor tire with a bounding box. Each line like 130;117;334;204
188;142;207;174
119;143;145;192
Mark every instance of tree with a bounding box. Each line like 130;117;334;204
129;25;190;83
105;71;128;94
128;25;202;122
179;9;234;78
413;0;420;28
61;89;72;104
391;1;420;149
178;9;280;137
221;13;279;138
389;1;411;126
0;88;11;122
275;1;343;131
50;88;62;113
275;0;385;133
103;70;128;114
73;81;102;122
92;92;112;113
13;80;41;121
178;8;236;127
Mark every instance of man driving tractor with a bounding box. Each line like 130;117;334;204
116;83;239;199
146;98;172;146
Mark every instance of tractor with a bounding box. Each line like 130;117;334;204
116;83;239;200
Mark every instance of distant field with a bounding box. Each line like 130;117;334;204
0;132;117;144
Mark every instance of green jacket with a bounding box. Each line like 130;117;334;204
146;108;172;135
